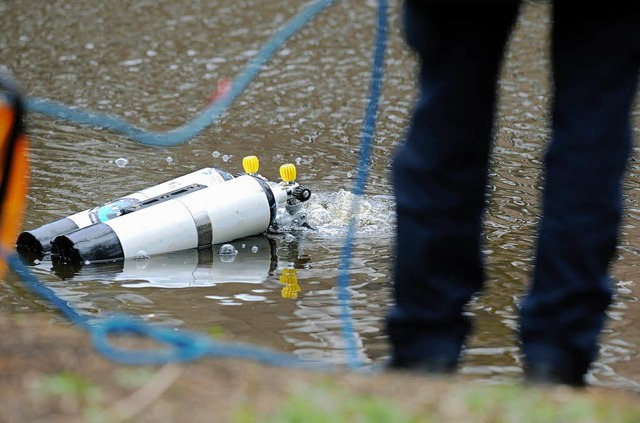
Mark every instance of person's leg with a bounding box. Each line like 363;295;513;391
521;2;640;386
388;1;520;370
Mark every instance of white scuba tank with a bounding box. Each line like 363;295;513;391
47;157;311;264
16;167;233;258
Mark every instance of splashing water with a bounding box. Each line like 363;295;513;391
305;189;395;239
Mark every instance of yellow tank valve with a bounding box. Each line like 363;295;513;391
279;163;297;184
242;155;259;175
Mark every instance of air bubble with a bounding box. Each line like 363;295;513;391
135;250;150;259
219;244;238;263
219;244;238;256
115;158;129;168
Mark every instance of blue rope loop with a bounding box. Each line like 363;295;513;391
6;0;389;369
90;315;213;365
25;0;335;147
91;314;338;369
91;315;340;369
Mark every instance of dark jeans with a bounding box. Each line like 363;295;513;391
388;0;640;380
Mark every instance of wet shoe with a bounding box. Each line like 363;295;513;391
524;364;586;388
387;356;457;375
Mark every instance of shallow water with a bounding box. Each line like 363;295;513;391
2;1;639;390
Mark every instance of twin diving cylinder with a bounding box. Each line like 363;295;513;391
17;156;312;265
16;167;233;258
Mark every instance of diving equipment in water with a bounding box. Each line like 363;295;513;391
47;158;311;264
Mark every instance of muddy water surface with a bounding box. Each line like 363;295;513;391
1;1;639;390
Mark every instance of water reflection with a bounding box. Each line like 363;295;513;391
24;233;382;366
45;236;278;288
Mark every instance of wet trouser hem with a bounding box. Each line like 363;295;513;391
522;344;589;387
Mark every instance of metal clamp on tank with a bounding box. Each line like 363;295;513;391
277;163;312;230
241;156;313;232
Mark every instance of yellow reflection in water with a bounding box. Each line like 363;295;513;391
280;268;300;299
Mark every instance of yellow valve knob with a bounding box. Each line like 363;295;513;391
280;268;300;299
242;155;259;175
280;163;297;183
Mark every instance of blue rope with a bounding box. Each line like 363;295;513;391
25;0;335;147
6;0;389;369
7;253;333;369
6;253;91;328
337;0;387;369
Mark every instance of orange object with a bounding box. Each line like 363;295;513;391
0;104;30;276
207;77;232;104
